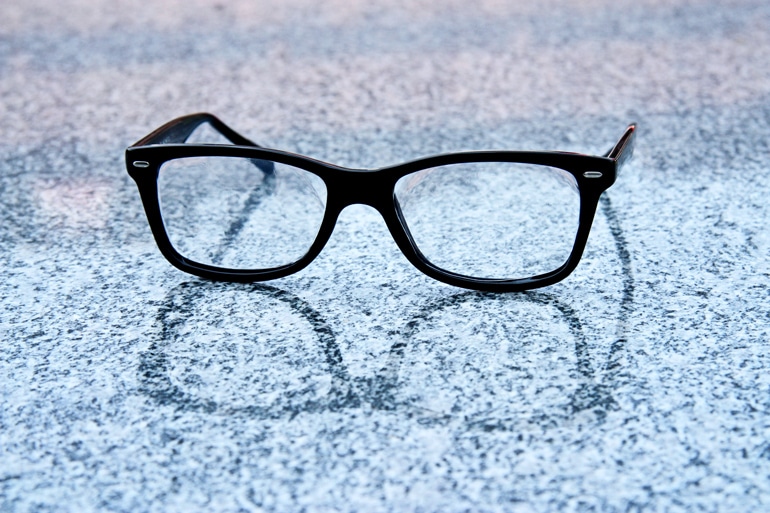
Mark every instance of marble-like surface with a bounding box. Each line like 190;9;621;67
1;0;769;511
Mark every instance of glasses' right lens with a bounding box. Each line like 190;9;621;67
395;162;580;280
158;156;327;270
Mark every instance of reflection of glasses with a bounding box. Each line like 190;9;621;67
126;113;635;292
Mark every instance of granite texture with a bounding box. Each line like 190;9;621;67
1;0;770;511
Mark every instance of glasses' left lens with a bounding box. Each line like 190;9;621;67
158;156;327;270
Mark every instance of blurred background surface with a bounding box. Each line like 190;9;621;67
1;0;769;511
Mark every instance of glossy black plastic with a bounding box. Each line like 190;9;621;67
126;113;636;291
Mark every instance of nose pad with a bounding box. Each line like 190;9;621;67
287;167;327;210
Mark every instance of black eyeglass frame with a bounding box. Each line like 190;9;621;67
126;113;636;292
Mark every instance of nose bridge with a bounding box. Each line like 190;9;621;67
329;169;393;211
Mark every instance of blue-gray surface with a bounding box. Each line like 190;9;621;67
1;0;769;511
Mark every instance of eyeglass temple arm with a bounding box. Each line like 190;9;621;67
131;112;261;146
130;113;274;174
604;123;636;176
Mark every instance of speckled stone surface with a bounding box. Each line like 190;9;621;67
2;1;770;511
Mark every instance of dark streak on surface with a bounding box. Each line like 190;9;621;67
599;194;635;384
210;173;277;266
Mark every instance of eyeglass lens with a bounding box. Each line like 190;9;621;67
394;162;580;280
158;156;327;270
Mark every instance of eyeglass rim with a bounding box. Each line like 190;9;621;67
126;114;635;292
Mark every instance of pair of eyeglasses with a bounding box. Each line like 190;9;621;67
126;113;635;292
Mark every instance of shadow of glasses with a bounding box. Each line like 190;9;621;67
137;195;633;426
138;282;356;417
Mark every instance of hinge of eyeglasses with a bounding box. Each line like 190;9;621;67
133;161;150;168
583;171;603;178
